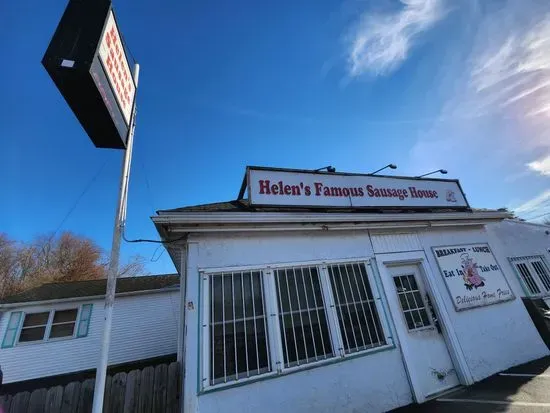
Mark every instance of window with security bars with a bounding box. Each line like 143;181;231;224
208;271;271;385
393;275;431;331
203;261;391;389
511;256;550;296
274;267;333;367
326;263;386;353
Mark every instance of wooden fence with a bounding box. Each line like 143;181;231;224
0;362;180;413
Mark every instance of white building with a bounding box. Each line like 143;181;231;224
0;274;180;387
152;166;550;413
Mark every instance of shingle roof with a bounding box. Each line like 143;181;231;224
1;274;179;305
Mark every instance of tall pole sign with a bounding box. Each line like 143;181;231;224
42;1;139;412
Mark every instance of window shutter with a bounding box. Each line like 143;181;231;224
76;304;93;338
2;311;23;348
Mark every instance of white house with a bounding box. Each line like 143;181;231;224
0;274;180;388
152;166;549;413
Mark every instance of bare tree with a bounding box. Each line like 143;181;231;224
0;232;148;299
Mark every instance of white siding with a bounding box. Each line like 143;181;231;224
418;226;549;382
0;290;179;384
183;230;413;413
370;232;422;254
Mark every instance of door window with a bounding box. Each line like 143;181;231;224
393;274;431;331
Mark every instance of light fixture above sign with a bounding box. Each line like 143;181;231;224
244;166;469;209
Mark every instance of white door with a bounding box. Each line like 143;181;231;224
381;264;460;401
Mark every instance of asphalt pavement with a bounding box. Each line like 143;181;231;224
391;356;550;413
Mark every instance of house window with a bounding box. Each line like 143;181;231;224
19;312;50;343
209;271;271;386
274;266;333;367
202;260;391;390
327;263;386;352
18;308;78;343
393;274;431;331
511;256;550;296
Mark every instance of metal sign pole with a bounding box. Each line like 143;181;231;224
91;63;140;413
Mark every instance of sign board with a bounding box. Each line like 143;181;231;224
432;244;515;311
98;11;135;126
247;167;469;209
42;0;136;149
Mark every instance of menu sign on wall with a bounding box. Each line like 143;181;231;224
432;244;515;311
247;167;469;209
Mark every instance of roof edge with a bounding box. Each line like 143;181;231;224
0;286;180;309
152;210;510;225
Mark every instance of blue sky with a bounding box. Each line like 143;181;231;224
1;0;549;275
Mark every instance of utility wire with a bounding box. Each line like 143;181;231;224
525;211;550;221
50;160;109;240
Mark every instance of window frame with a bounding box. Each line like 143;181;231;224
510;256;550;298
391;273;433;333
15;306;85;346
200;258;394;391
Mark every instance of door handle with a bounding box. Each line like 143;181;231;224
425;293;442;334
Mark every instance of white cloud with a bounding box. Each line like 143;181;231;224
513;188;550;216
405;0;550;179
527;154;550;176
347;0;446;76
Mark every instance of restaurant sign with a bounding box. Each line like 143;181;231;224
42;0;136;149
247;167;469;209
432;244;515;311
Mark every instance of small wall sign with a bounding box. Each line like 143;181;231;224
432;243;515;311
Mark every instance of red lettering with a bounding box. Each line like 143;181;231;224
304;186;311;196
342;188;350;197
271;184;279;195
284;185;291;195
358;187;364;197
314;182;323;196
106;55;113;73
366;185;374;197
290;185;301;196
259;180;270;194
278;181;284;195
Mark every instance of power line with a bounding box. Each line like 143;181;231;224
51;160;109;239
525;211;550;221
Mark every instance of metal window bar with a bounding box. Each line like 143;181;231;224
356;263;383;345
258;271;271;373
394;275;430;330
516;263;541;294
328;263;385;352
209;271;270;386
274;266;332;367
211;276;215;384
299;267;318;360
240;272;249;376
403;275;429;328
283;269;300;366
328;266;350;353
307;266;328;358
338;265;364;350
349;264;374;346
531;261;550;291
275;270;290;367
292;268;309;363
222;273;227;383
